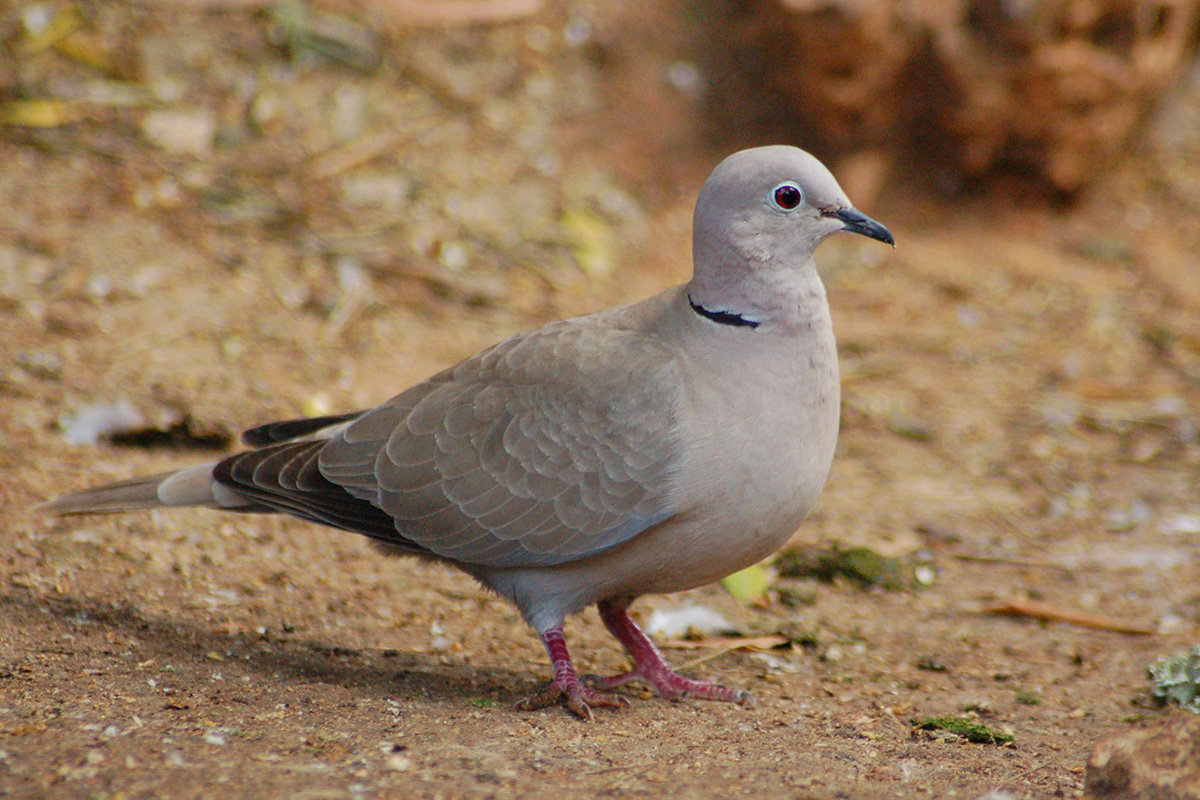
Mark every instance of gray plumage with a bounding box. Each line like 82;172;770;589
34;146;894;718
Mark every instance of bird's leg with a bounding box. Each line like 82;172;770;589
514;625;629;720
587;599;753;705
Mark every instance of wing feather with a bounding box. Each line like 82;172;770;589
320;320;681;567
240;411;364;446
208;316;681;569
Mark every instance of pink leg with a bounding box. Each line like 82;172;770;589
588;599;752;705
514;626;629;720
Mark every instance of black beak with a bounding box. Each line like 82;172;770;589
831;207;895;247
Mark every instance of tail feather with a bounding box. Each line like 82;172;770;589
32;462;251;516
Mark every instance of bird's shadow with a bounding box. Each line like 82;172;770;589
0;587;540;710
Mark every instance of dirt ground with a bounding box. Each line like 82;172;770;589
3;3;1200;799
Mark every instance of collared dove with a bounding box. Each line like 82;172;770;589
35;145;894;719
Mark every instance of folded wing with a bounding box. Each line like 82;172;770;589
214;321;681;568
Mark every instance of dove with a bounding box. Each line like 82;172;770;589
35;145;894;719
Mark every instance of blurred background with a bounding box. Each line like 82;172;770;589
2;2;1200;798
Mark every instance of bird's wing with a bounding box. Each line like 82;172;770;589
311;320;682;568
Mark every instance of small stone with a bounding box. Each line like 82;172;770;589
251;89;283;131
141;109;216;157
16;349;62;380
437;241;470;272
429;620;451;652
1161;514;1200;535
342;174;410;210
955;305;982;327
386;754;412;772
667;61;704;97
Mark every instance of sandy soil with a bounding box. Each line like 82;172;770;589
3;3;1200;798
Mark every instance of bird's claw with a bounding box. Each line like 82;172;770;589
514;680;629;721
584;667;753;706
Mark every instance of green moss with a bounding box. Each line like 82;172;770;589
914;716;1014;744
775;545;925;591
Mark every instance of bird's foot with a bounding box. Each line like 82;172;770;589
514;679;630;721
585;665;753;705
592;598;754;706
516;624;630;720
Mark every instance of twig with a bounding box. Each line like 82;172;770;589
125;0;271;8
953;553;1073;573
309;130;406;180
377;0;544;26
672;635;790;671
996;761;1051;790
586;761;656;776
985;597;1154;635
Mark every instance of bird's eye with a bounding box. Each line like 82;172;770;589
770;182;804;211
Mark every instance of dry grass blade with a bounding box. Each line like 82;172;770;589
373;0;544;26
953;553;1074;573
671;635;791;671
309;131;406;180
985;598;1155;635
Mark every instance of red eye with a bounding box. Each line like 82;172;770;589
772;183;803;210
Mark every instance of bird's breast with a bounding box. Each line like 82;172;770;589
474;313;843;620
667;321;840;554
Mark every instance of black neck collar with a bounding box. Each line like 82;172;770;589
688;295;760;329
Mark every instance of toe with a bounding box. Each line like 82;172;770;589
514;682;629;719
564;691;595;721
584;689;631;709
582;671;635;690
513;684;566;712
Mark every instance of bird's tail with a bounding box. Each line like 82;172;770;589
32;462;250;516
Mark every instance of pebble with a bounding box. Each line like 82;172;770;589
141;108;216;157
